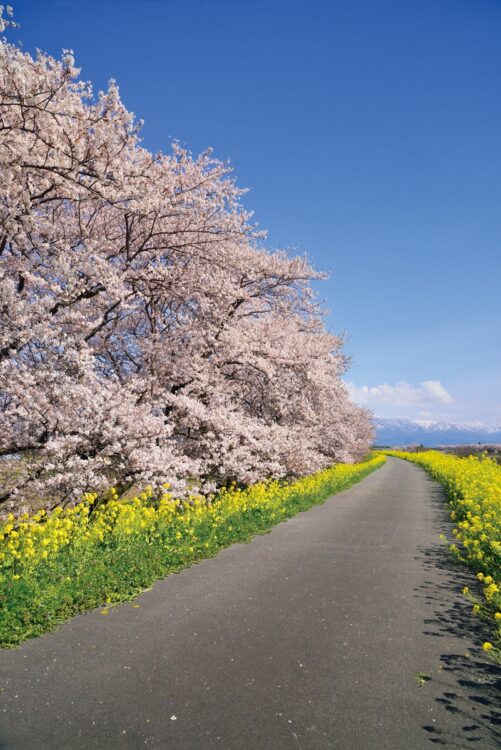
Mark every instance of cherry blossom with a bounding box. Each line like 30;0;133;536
0;8;373;508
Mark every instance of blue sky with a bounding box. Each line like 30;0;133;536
10;0;501;425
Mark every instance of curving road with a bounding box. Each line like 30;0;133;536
0;457;500;749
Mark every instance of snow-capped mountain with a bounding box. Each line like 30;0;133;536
374;418;501;447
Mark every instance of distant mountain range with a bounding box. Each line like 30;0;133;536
374;418;501;447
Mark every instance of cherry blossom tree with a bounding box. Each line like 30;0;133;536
0;7;373;510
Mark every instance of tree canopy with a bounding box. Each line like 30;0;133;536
0;7;372;508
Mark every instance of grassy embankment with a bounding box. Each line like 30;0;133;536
0;454;385;648
385;450;501;652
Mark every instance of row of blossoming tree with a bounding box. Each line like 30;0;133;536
0;8;373;510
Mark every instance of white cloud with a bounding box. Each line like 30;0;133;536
347;379;453;408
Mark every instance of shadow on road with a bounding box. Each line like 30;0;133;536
413;479;501;747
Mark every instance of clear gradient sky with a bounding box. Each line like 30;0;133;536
9;0;501;425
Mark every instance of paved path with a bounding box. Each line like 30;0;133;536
0;458;500;749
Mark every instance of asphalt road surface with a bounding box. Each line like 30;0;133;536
0;457;500;749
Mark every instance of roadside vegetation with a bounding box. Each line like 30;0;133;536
0;454;385;648
385;450;501;651
441;445;501;464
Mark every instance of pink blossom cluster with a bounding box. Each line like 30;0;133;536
0;11;373;507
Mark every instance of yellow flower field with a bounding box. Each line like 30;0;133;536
0;454;385;647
